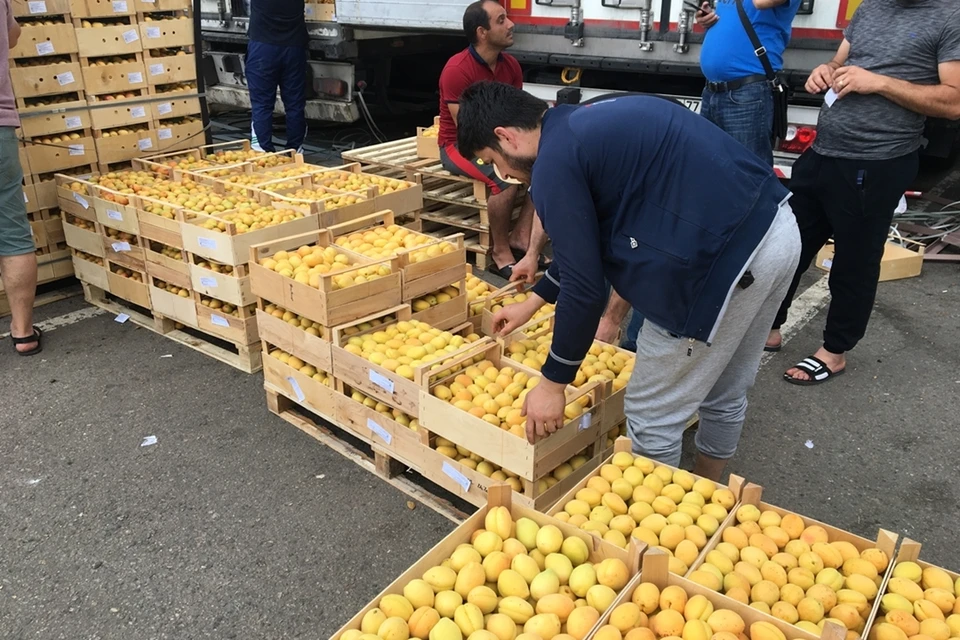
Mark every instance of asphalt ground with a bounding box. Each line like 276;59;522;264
1;158;959;640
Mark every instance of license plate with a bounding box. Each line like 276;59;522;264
677;97;702;114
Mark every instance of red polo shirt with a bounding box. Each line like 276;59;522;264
438;45;523;148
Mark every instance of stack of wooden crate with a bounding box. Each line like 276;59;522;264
6;0;201;301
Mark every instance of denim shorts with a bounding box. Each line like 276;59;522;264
0;128;35;257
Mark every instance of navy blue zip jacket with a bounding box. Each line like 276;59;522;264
530;96;790;385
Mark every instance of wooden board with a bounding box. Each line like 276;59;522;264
340;136;420;171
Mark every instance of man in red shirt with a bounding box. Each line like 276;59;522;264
438;0;545;280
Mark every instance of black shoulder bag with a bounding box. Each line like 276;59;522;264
733;0;790;143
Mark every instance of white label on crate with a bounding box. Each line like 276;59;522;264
65;116;82;129
442;462;471;491
822;258;833;269
210;314;230;328
367;418;393;446
128;72;143;84
199;277;217;288
23;191;29;203
287;377;306;403
149;63;165;76
106;209;123;221
28;1;48;14
122;29;139;44
137;138;154;151
368;370;395;394
68;144;85;156
146;26;161;39
130;106;147;119
111;241;131;252
158;128;173;140
36;42;55;56
197;237;217;250
112;0;129;12
73;193;89;209
579;412;592;431
115;313;130;323
56;72;75;86
305;5;314;16
157;102;173;115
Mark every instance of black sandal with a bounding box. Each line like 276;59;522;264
12;326;43;357
783;355;844;386
764;342;782;353
487;262;515;279
510;247;550;270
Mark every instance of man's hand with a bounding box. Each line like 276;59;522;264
522;379;567;444
509;254;539;285
694;2;718;28
833;66;886;99
595;316;620;344
492;296;539;336
806;63;837;94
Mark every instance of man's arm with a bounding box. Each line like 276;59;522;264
595;289;631;343
439;66;472;129
752;0;789;10
834;61;960;120
806;39;850;93
448;103;459;127
8;8;20;48
510;209;548;284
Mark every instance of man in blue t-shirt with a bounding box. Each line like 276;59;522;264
695;0;802;166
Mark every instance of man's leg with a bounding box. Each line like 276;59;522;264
768;149;833;349
620;309;645;352
508;193;535;253
278;46;308;153
626;203;800;470
0;128;40;352
440;145;518;273
693;205;801;478
707;82;774;167
245;41;280;153
784;152;919;381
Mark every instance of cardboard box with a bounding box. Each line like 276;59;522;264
816;240;924;282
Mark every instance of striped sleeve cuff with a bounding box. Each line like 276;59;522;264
541;347;581;385
532;267;560;304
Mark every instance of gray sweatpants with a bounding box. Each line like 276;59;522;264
625;202;801;466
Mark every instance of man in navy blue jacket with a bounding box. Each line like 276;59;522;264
456;82;802;479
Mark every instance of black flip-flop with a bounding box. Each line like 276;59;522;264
487;262;515;280
764;342;782;353
12;326;43;357
783;355;845;386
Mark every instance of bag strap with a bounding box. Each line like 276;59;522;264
733;0;777;81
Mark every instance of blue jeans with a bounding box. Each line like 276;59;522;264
245;41;308;153
700;80;774;167
620;310;644;353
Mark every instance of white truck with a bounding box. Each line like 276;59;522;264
199;0;958;177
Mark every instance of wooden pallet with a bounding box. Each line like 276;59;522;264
340;137;420;171
81;281;263;373
265;385;470;523
421;221;491;270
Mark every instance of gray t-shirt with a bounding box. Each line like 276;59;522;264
813;0;960;160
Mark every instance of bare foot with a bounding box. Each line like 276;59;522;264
766;329;782;350
784;347;845;382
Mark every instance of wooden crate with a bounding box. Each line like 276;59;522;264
480;279;555;337
886;539;960;601
263;348;340;417
329;485;643;640
70;0;136;17
55;173;98;219
95;128;159;164
62;212;104;256
81;57;148;95
329;210;467;302
195;294;258;346
154;120;206;153
248;229;402;326
133;0;190;11
257;175;376;229
313;162;424;215
329;304;479;417
25;135;97;174
72;250;109;289
139;17;193;49
18;102;90;142
12;0;71;17
90;182;141;234
687;476;899;640
257;304;334;373
415;116;439;159
102;229;145;271
601;550;849;640
409;276;469;331
303;1;335;21
10;22;78;59
190;258;253;308
188;154;320;190
150;94;201;121
148;276;197;326
136;195;183;248
143;49;197;86
143;241;191;290
418;339;604;484
88;96;153;129
75;22;144;57
105;260;149;307
181;211;319;268
10;59;85;98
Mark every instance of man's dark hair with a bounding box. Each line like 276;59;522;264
457;81;548;158
463;0;495;45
